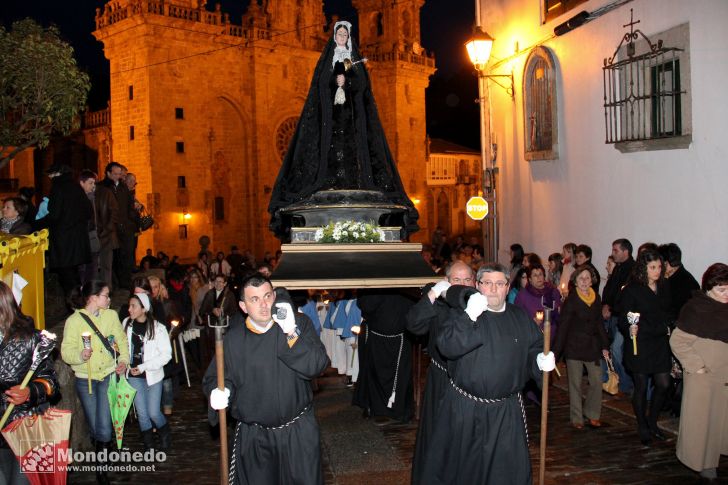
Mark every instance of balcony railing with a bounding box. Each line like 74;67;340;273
94;0;271;41
84;108;110;129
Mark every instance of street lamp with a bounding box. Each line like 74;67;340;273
465;26;513;263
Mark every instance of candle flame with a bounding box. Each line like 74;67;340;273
351;325;361;335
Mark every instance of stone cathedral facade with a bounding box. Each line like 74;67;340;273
92;0;435;259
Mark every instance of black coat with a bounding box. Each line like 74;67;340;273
666;265;700;317
602;257;635;311
615;282;673;374
553;291;609;363
47;173;92;268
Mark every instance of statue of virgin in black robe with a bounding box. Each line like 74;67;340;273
268;21;419;241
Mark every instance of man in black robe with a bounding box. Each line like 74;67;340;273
202;274;329;485
421;263;555;485
354;290;415;423
406;261;475;484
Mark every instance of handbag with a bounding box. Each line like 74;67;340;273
602;356;620;395
139;208;154;232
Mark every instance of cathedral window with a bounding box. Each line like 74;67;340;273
275;117;299;161
523;46;559;161
128;85;133;100
214;196;225;221
175;107;184;119
176;141;185;153
129;126;134;141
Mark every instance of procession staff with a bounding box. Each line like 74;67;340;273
421;263;555;484
203;274;328;485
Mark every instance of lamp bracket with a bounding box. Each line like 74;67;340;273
483;73;514;99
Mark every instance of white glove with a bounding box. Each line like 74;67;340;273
431;281;451;299
537;352;556;372
210;387;230;410
464;293;488;322
273;302;297;334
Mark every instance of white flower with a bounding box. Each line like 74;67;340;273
314;229;324;241
353;232;359;238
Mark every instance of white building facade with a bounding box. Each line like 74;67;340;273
478;0;727;280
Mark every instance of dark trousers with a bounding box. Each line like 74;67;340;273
113;229;135;290
55;265;81;297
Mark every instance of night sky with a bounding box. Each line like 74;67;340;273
2;0;479;149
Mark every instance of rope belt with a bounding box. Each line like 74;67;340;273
449;379;516;404
229;404;312;483
367;327;404;408
430;357;447;373
244;404;311;431
448;380;529;443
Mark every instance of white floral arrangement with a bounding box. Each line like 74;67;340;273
314;220;385;243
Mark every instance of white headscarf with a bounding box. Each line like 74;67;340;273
135;292;152;313
332;21;353;68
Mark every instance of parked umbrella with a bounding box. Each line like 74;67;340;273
107;373;136;449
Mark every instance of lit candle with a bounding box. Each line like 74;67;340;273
171;321;180;363
81;332;93;394
535;311;544;324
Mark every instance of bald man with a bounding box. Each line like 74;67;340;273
406;261;475;484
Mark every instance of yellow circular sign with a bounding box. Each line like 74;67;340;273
466;196;489;220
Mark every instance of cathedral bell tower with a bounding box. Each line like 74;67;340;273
353;0;436;242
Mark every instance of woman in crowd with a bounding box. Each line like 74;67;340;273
670;263;728;483
0;197;32;235
547;252;563;287
605;255;616;279
119;276;166;323
123;292;172;451
514;263;562;336
559;242;577;296
0;281;58;485
522;252;542;269
61;280;129;485
616;249;673;445
507;267;529;304
509;243;525;282
553;265;610;429
209;251;231;278
148;275;182;416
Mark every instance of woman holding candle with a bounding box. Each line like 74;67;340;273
553;265;610;429
615;249;674;445
61;280;128;485
0;281;58;485
123;292;172;451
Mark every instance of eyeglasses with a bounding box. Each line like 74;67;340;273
478;280;508;289
450;277;474;284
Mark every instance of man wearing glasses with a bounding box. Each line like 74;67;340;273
406;261;475;484
420;263;555;485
